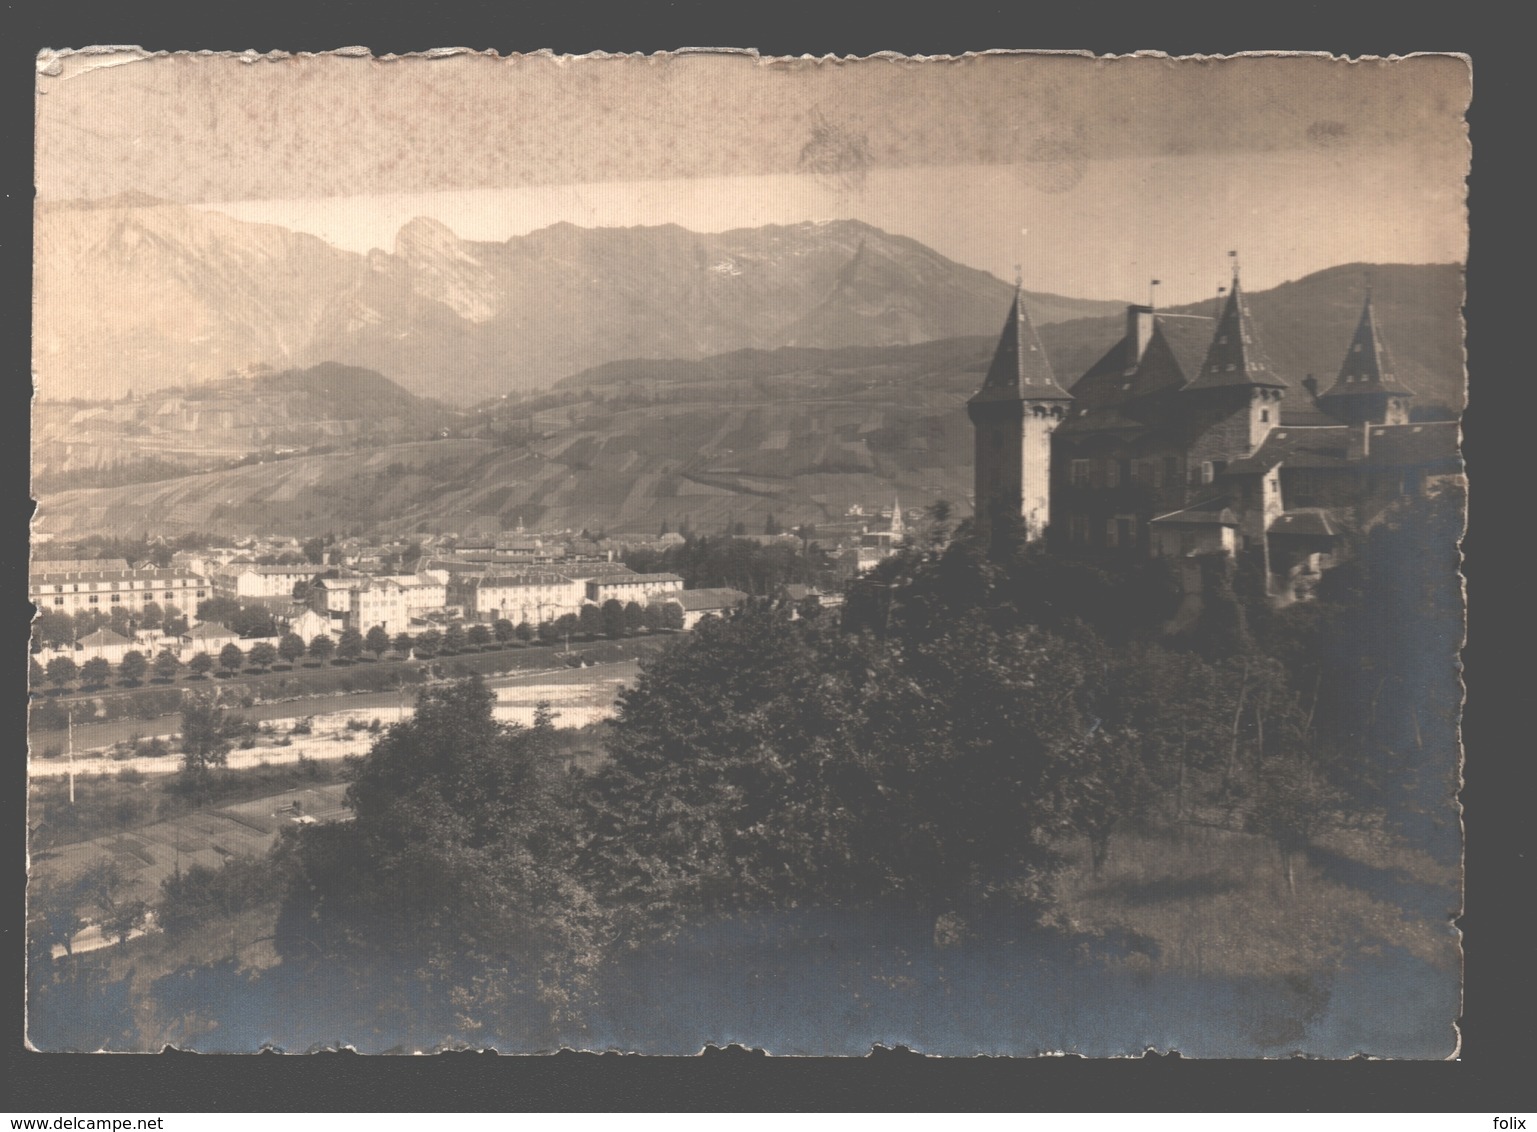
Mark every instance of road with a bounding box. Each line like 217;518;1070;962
29;658;644;759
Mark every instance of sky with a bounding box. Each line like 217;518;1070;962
35;49;1470;306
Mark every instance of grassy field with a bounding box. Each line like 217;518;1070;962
1053;821;1460;981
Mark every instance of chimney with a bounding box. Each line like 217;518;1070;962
1301;374;1320;403
1126;305;1155;364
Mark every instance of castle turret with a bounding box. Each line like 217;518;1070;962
1181;271;1289;458
967;286;1073;543
1316;287;1415;426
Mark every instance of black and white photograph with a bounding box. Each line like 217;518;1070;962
25;48;1468;1058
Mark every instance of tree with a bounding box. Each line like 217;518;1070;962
624;601;646;636
109;606;134;637
764;512;782;535
467;623;492;648
337;627;365;663
179;694;234;791
139;601;164;632
392;631;415;657
73;609;107;637
413;629;442;657
34;610;75;649
442;623;468;654
516;621;535;642
153;648;181;682
579;604;603;639
278;632;307;666
279;680;607;1038
30;656;46;688
601;598;626;640
248;641;279;671
660;602;685;632
80;656;112;689
308;634;335;665
229;606;278;638
365;625;392;660
217;642;245;674
118;650;148;685
187;652;214;679
197;596;243;626
27;872;91;960
302;537;327;565
163;605;189;638
45;655;78;691
643;603;666;632
493;618;516;645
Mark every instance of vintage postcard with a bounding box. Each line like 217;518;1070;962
27;49;1467;1056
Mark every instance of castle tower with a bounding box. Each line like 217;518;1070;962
889;495;905;537
1180;272;1289;460
967;286;1073;543
1316;287;1416;426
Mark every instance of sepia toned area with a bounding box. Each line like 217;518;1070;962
28;50;1467;1055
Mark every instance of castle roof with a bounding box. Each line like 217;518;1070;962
1318;292;1418;401
968;287;1073;405
1182;276;1290;392
1223;426;1355;474
1364;421;1461;470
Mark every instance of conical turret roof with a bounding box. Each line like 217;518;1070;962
968;287;1073;404
1183;277;1289;392
1319;291;1417;400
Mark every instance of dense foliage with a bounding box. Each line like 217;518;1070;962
259;485;1460;1040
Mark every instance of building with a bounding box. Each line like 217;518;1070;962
75;627;136;665
345;578;412;636
968;268;1463;600
284;607;332;642
182;622;241;656
29;565;208;621
212;563;319;601
659;587;749;630
585;573;684;605
451;572;587;625
850;496;912;572
967;286;1074;543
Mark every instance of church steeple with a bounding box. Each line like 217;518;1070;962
1182;275;1288;392
969;286;1074;405
1316;286;1416;426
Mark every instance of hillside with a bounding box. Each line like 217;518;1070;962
31;363;456;486
34;199;1120;405
32;262;1463;542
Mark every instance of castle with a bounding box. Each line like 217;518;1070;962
967;267;1462;602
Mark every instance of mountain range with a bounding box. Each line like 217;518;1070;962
31;255;1464;544
34;197;1123;405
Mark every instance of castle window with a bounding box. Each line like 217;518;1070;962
53;597;64;606
1104;460;1120;488
1070;515;1090;545
1105;519;1119;548
1201;461;1216;485
1260;409;1270;422
1070;459;1091;487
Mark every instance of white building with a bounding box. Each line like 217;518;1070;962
213;564;318;601
29;565;208;621
585;573;684;605
454;573;586;625
659;588;749;630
